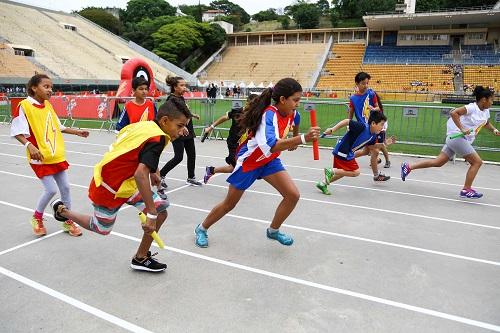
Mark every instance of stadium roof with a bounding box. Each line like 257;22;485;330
363;6;500;30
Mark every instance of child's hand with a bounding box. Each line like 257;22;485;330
288;146;298;151
324;127;333;135
385;135;396;146
179;127;189;136
461;128;472;135
150;171;161;187
494;129;500;136
204;126;213;134
78;130;89;138
304;126;321;142
142;217;156;234
192;114;201;120
28;144;44;161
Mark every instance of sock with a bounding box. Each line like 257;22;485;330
198;224;207;231
34;211;43;220
268;227;279;234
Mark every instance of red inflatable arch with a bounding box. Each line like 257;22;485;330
116;58;159;97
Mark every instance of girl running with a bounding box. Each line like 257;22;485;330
11;74;89;237
194;78;320;248
401;86;499;198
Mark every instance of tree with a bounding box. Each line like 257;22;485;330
316;0;330;15
179;4;211;22
214;14;242;30
292;3;321;29
79;7;123;35
122;16;173;50
252;9;279;22
152;21;204;64
120;0;176;24
210;0;250;24
279;15;290;30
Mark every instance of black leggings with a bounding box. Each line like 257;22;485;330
160;138;196;179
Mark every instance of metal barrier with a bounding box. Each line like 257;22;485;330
0;96;11;123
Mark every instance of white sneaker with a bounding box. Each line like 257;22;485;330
157;177;169;200
186;178;202;186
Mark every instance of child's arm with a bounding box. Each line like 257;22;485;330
484;121;500;136
62;128;89;137
324;119;350;135
14;134;43;161
348;105;354;121
450;106;471;134
372;135;396;149
270;126;320;153
191;113;201;120
134;163;157;234
204;114;230;134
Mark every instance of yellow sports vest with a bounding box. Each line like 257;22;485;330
94;121;170;199
21;99;66;165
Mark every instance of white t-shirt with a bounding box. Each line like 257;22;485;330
10;96;66;138
446;102;490;142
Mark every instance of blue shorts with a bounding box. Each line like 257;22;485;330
227;158;285;190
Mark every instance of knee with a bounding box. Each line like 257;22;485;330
45;187;58;197
285;189;300;203
473;159;483;168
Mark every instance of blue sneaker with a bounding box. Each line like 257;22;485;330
266;229;293;246
204;166;214;184
195;224;208;248
401;161;411;181
460;188;483;199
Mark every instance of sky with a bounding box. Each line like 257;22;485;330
10;0;297;15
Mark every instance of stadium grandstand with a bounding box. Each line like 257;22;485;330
0;0;194;91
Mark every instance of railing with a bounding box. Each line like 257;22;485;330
366;5;495;16
310;36;334;88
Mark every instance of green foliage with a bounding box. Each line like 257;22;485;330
331;0;396;19
122;15;173;50
252;9;279;22
179;4;210;22
279;15;291;30
210;0;250;24
120;0;176;24
214;14;242;30
316;0;330;15
290;3;321;29
79;7;123;35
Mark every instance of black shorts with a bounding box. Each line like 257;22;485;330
226;146;237;167
376;130;386;144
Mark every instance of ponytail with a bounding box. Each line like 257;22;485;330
238;78;302;135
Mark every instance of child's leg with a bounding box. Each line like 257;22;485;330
369;146;381;176
201;185;245;229
331;168;360;181
58;208;93;230
263;171;300;229
410;152;449;170
462;152;483;189
53;171;71;209
184;138;196;179
35;175;58;215
381;145;390;162
160;140;185;177
214;165;234;174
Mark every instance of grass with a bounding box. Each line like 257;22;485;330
1;99;499;162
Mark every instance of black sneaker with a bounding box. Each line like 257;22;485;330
373;173;390;181
186;178;203;186
130;251;167;272
50;199;68;222
384;161;391;168
157;177;169;200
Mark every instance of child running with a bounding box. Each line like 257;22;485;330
316;111;393;195
194;78;320;248
51;98;191;272
115;77;157;132
401;86;499;199
348;72;390;181
157;76;202;198
11;74;88;237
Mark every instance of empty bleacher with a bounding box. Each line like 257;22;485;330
363;45;452;64
461;45;500;65
0;1;179;81
463;66;500;91
0;44;44;77
204;43;327;87
316;43;365;90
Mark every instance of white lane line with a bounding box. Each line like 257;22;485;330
169;203;500;267
1;150;498;212
1;175;499;267
0;266;154;333
0;165;499;232
292;178;500;208
111;231;500;332
1;140;498;191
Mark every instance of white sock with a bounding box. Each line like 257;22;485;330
268;227;279;234
198;224;207;231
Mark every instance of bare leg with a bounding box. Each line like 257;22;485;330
381;145;390;162
263;171;300;229
136;210;167;258
410;152;449;170
59;209;92;230
202;185;245;229
462;152;483;189
369;146;380;176
214;165;234;174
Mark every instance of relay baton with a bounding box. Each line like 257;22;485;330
449;129;472;139
309;109;320;160
138;212;165;249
